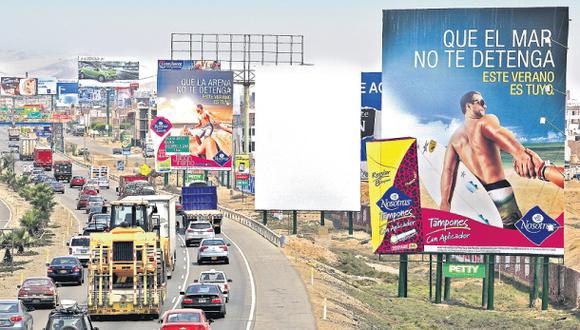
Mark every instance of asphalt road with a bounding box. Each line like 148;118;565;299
0;198;11;229
0;128;315;330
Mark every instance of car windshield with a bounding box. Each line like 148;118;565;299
0;302;18;313
202;239;225;246
52;258;77;265
24;279;51;286
186;284;220;295
200;272;225;282
166;312;201;323
46;316;87;330
70;238;89;247
190;222;211;229
88;196;103;202
93;215;109;221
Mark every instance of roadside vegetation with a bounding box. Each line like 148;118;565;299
0;153;56;265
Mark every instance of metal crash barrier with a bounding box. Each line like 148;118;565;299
218;205;286;248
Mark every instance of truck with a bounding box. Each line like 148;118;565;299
119;195;177;278
8;127;20;141
72;125;86;137
181;182;223;234
117;174;148;196
89;166;109;189
88;200;167;318
33;147;53;171
53;160;73;182
19;137;36;161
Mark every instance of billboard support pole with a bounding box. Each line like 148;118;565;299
434;253;443;304
292;210;297;235
429;254;433;301
534;256;541;304
243;83;251;153
106;88;111;137
262;210;268;225
487;254;495;310
398;254;408;298
226;171;230;189
164;173;169;187
444;254;451;301
542;256;549;310
482;255;488;307
320;211;325;226
348;211;353;235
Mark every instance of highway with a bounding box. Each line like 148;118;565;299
0;127;315;330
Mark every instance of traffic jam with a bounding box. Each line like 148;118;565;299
2;127;232;330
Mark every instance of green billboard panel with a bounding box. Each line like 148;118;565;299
443;263;486;278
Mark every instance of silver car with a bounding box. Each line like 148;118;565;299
0;300;33;330
185;221;215;247
68;236;90;266
197;238;230;265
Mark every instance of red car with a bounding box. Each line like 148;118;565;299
76;194;91;210
160;309;213;330
17;277;59;308
69;176;86;188
175;202;183;215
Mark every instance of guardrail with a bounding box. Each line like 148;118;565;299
218;205;286;248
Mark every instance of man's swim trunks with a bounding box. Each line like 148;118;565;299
483;180;522;229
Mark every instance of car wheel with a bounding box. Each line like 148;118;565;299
98;75;105;82
197;259;202;265
224;258;229;265
79;73;85;79
226;296;229;303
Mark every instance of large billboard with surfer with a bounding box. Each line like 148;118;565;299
377;7;568;255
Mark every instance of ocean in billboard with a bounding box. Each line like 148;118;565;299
78;56;139;87
153;60;234;171
381;7;567;255
56;82;79;107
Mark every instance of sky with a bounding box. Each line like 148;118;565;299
1;0;579;96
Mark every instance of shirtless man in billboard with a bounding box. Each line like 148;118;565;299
440;91;544;229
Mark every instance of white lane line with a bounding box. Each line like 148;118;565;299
0;199;12;229
181;275;184;280
171;297;176;304
223;232;256;330
172;235;190;310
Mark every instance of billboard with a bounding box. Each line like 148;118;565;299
1;77;37;96
56;82;79;107
254;65;360;211
379;7;567;255
78;57;139;87
361;72;382;180
235;154;250;188
37;77;57;95
78;87;108;108
154;60;234;171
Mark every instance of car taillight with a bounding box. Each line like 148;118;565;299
182;298;193;304
68;248;73;254
73;266;80;272
17;290;24;297
211;298;222;304
221;245;228;251
207;228;214;232
9;315;23;322
186;228;193;233
224;284;229;291
199;246;208;252
47;266;53;272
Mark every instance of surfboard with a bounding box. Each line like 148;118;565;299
418;138;504;228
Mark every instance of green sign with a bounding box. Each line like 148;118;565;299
27;112;42;119
185;171;205;185
443;263;486;278
165;136;190;154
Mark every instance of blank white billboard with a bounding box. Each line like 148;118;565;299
254;65;360;211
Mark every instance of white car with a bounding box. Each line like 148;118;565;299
185;221;215;247
67;236;90;265
97;177;110;189
197;238;230;265
196;269;232;302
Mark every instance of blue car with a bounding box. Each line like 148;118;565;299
47;256;84;285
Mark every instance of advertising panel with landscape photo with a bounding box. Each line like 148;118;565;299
153;60;234;171
78;56;139;87
373;7;568;255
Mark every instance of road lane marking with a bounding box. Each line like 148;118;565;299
223;232;256;330
171;297;176;304
172;235;190;310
